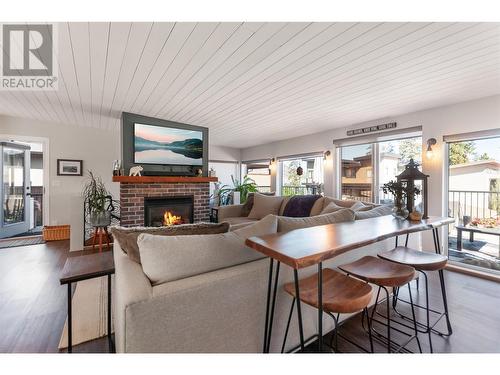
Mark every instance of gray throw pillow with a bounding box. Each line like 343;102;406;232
110;222;230;264
277;208;355;232
241;192;275;217
247;193;284;219
320;201;345;215
354;205;393;220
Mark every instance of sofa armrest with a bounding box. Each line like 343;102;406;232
113;244;153;353
217;204;245;222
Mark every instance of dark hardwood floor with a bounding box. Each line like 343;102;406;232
0;240;499;353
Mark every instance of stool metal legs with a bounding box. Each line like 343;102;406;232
368;285;422;353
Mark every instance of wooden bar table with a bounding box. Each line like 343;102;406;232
245;215;454;353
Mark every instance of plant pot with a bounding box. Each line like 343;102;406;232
392;198;409;220
89;211;111;227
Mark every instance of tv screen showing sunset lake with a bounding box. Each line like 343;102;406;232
134;123;203;165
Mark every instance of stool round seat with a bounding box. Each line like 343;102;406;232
283;268;373;314
339;256;415;287
378;246;447;271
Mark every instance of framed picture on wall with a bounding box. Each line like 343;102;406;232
57;159;83;176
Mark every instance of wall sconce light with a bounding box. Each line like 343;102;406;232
426;138;437;159
323;150;331;160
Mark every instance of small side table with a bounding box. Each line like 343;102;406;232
92;226;111;252
59;251;115;353
210;206;220;223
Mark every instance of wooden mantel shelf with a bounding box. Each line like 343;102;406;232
112;176;218;183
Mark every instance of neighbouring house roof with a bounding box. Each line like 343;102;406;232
450;160;500;170
341;160;362;166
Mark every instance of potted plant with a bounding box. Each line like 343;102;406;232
83;171;112;227
382;180;421;220
216;175;258;205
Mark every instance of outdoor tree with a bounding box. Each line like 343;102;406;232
449;141;476;165
285;160;303;187
477;152;491;161
398;139;422;163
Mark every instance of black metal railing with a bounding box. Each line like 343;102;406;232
281;185;320;196
256;186;272;193
449;190;500;220
341;193;373;203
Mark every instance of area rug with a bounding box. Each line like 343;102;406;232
0;235;45;249
58;275;114;349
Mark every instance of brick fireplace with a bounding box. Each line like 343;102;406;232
115;176;215;227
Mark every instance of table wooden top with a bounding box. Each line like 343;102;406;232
245;216;454;269
60;250;115;284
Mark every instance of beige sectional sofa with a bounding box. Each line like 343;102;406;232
113;195;416;353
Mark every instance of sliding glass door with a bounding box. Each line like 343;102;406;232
339;135;422;204
446;135;500;273
0;142;31;239
340;144;373;202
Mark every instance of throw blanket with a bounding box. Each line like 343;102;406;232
282;195;321;217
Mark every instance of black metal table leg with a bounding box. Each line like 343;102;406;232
263;258;274;353
107;274;113;352
67;282;72;353
317;262;323;352
293;269;305;352
266;261;280;352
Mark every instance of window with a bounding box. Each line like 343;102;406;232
446;133;500;273
378;137;422;204
340;144;373;202
338;135;422;204
279;155;324;196
241;160;271;193
208;161;239;205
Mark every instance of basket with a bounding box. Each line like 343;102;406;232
42;225;70;241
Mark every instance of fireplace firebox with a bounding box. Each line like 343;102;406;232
144;196;194;227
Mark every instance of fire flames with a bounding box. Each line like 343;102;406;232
163;211;183;226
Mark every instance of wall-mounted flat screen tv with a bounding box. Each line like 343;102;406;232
134;123;203;166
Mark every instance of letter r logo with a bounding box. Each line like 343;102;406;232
2;24;53;76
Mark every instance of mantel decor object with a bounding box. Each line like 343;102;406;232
397;158;429;219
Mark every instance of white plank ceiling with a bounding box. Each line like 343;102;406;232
0;22;499;148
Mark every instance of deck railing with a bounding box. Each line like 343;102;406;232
449;190;500;220
281;185;320;196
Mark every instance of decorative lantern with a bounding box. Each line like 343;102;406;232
396;159;429;219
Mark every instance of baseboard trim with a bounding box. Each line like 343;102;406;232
446;263;500;283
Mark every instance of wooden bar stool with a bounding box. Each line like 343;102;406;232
339;256;422;353
281;268;374;353
378;246;452;353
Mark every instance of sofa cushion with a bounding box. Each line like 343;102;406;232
247;193;284;219
322;197;366;209
232;214;278;239
277;208;355;232
319;201;345;215
354;205;393;220
224;216;259;226
241;191;276;217
110;222;230;264
349;201;368;211
309;197;325;216
138;215;277;285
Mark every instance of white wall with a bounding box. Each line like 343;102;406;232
0;115;120;250
241;95;500;250
0;114;241;250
